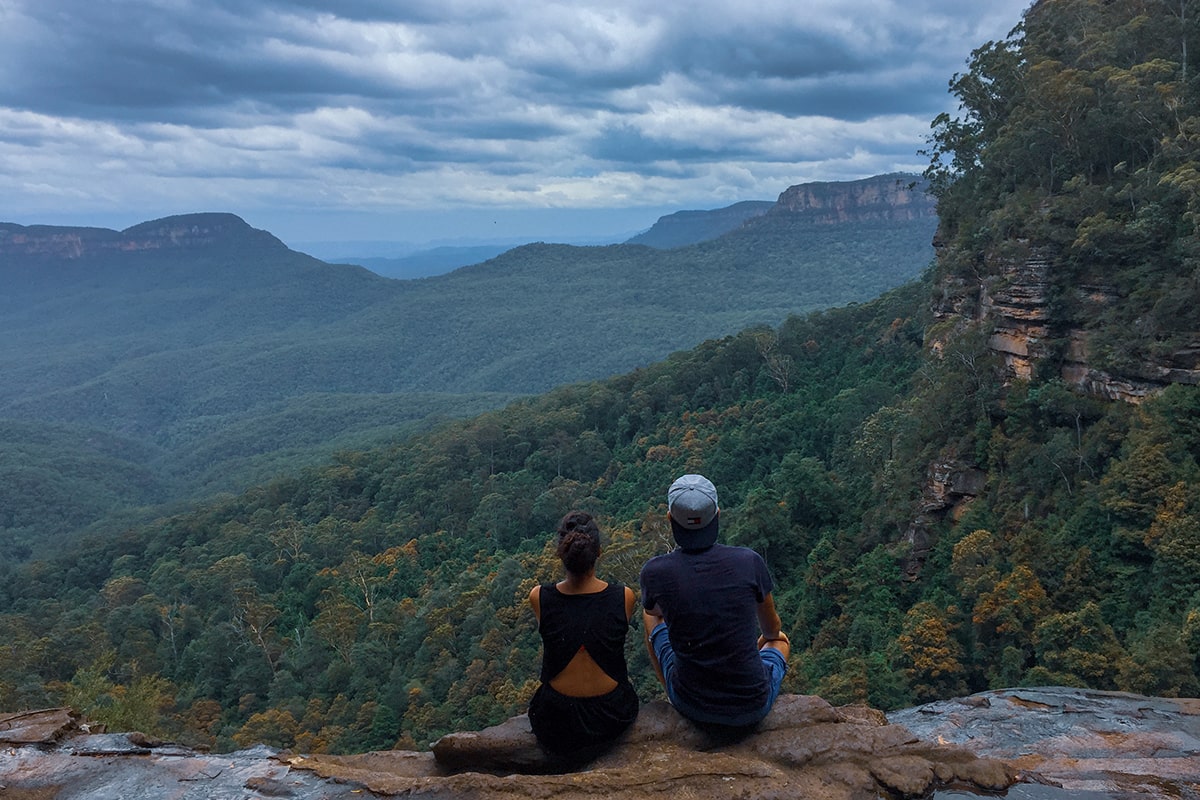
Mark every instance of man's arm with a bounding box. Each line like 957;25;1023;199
756;593;782;639
755;593;791;657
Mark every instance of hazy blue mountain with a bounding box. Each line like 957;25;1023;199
342;245;515;279
625;200;776;248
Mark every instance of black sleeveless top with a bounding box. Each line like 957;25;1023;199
537;582;630;685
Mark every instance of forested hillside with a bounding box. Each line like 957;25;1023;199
1;0;1197;760
0;286;928;751
0;180;935;554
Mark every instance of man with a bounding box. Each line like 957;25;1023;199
639;473;790;727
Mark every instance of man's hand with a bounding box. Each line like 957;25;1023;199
756;595;790;658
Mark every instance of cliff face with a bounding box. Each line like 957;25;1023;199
771;173;936;224
929;242;1200;403
0;213;280;260
904;235;1200;577
902;457;987;580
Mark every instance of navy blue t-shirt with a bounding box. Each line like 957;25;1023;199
640;543;774;717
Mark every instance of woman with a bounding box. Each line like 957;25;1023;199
527;511;639;759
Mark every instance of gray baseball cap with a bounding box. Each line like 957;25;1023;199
667;474;720;549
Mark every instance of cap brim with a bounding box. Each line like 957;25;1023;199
670;515;719;551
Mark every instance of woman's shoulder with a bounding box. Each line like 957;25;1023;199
601;581;634;597
530;582;562;610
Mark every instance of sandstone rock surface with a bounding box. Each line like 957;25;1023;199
300;695;1013;798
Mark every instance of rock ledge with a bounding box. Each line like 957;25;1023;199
890;686;1200;798
0;693;1021;800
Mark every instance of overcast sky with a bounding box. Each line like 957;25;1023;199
0;0;1031;247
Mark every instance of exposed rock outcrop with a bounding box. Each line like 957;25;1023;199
903;457;988;579
407;695;1012;798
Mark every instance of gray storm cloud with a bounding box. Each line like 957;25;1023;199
0;0;1030;240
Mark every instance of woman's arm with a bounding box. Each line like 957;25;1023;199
528;584;542;624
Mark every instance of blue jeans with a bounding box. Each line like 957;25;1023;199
650;622;787;727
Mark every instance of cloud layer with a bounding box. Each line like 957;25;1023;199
0;0;1030;241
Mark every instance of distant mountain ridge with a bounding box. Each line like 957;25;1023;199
624;200;775;249
771;173;934;223
0;212;280;259
626;174;932;250
0;174;937;550
0;175;930;265
0;174;929;268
